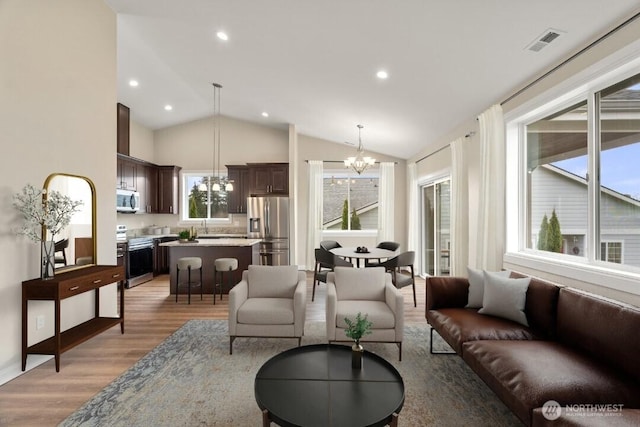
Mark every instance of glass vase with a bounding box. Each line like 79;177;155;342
41;240;55;280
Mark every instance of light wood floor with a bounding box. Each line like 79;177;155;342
0;271;427;427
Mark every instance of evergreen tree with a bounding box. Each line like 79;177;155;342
341;200;349;230
547;209;563;253
188;182;207;218
350;208;361;230
537;214;548;250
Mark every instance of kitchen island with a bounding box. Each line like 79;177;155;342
160;238;261;295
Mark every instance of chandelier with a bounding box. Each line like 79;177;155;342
344;124;375;174
199;83;233;192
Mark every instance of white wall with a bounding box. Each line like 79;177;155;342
0;0;116;379
129;119;155;163
154;115;289;168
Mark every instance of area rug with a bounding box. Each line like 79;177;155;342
60;320;521;426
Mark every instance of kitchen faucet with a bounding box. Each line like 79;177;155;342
202;219;208;234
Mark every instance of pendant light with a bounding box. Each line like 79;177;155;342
344;124;375;174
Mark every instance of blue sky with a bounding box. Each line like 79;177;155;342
553;141;640;199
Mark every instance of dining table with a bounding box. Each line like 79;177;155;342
330;246;397;268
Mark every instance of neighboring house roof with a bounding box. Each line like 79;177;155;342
323;201;378;228
543;164;640;208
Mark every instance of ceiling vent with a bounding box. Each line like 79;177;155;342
525;28;565;52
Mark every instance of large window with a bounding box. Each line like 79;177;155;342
322;169;379;231
519;71;640;271
182;172;230;221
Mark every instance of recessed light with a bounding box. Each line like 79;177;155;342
164;105;173;111
216;31;229;41
261;112;269;118
376;70;388;79
129;79;139;87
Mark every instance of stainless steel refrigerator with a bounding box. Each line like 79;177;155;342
247;196;290;265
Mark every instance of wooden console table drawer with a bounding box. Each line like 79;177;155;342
22;265;125;372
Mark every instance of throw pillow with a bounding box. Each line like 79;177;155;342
466;267;510;308
478;271;531;326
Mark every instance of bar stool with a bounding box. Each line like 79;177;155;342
176;257;203;304
213;257;238;304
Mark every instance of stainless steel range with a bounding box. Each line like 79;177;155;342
117;225;154;288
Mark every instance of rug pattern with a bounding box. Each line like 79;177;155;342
60;320;521;426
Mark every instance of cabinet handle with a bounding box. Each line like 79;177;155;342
93;279;102;284
69;286;80;291
112;274;121;278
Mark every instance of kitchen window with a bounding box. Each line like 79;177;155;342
322;169;379;231
181;172;230;221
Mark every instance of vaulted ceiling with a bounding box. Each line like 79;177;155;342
103;0;640;159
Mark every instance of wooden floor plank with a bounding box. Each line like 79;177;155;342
0;271;427;426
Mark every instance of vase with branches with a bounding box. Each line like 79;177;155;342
13;184;83;279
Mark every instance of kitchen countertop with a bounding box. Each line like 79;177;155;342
160;238;261;247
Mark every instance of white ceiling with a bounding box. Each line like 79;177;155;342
104;0;640;159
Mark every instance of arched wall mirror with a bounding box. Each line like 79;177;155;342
43;173;97;271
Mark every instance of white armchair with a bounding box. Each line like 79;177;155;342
228;265;307;354
326;267;404;360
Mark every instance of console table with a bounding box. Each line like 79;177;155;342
22;265;125;372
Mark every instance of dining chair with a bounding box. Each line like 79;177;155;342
380;251;416;307
365;241;400;267
320;240;342;251
313;247;352;301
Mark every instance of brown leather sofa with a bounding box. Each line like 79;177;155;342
426;275;640;426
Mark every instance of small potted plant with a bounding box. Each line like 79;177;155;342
344;312;373;369
178;230;190;243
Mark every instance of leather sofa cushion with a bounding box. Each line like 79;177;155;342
532;407;640;427
557;287;640;384
427;275;561;338
426;277;469;310
427;308;537;355
462;340;640;426
521;276;561;338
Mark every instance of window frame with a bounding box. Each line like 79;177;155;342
179;170;233;225
504;48;640;296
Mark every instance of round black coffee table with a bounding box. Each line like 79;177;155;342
255;344;404;427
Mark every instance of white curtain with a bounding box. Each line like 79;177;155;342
476;104;505;270
377;162;395;243
306;160;323;270
407;163;419;258
450;137;468;276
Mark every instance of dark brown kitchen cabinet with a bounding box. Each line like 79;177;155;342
158;165;181;214
117;103;130;155
117;155;137;190
154;236;178;275
227;165;249;213
247;163;288;195
136;163;158;214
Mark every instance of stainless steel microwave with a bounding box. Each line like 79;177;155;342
116;189;140;213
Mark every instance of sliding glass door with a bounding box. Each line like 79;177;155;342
421;178;451;276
